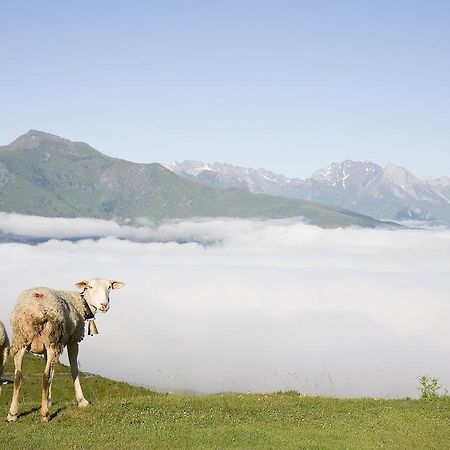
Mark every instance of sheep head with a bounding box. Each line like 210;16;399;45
75;278;125;314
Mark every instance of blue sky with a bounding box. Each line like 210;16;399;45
1;1;449;177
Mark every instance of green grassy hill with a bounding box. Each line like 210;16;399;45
1;355;448;449
0;130;392;228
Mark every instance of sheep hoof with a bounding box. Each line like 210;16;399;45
6;413;17;423
41;414;49;423
78;398;89;407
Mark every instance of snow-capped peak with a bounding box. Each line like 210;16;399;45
311;160;382;189
165;160;216;176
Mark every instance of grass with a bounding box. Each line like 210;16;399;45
0;355;449;449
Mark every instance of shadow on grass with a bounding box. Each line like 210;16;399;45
18;406;40;419
16;404;67;421
49;406;66;421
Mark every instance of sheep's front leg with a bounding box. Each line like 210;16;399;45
7;347;27;422
67;341;89;407
41;347;58;422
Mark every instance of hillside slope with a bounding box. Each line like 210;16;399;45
0;355;449;449
0;131;390;228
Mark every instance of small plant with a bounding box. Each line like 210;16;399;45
418;375;441;399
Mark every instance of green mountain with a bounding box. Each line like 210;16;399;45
0;130;391;228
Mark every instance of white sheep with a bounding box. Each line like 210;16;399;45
6;278;124;422
0;320;10;393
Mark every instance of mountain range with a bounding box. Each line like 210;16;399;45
0;130;388;229
167;160;450;225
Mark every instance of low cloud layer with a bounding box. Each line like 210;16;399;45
0;214;449;398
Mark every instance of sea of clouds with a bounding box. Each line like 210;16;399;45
0;213;449;398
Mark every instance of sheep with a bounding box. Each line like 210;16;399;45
0;320;10;393
6;278;124;422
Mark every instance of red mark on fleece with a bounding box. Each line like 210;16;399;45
33;293;44;299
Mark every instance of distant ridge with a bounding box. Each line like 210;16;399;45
0;130;391;228
167;159;450;225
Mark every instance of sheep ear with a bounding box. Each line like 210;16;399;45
75;281;88;289
111;281;125;290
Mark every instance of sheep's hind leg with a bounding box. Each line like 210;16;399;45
6;347;27;422
44;350;55;409
41;347;59;422
68;341;89;407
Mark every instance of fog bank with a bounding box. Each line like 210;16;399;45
0;214;448;397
